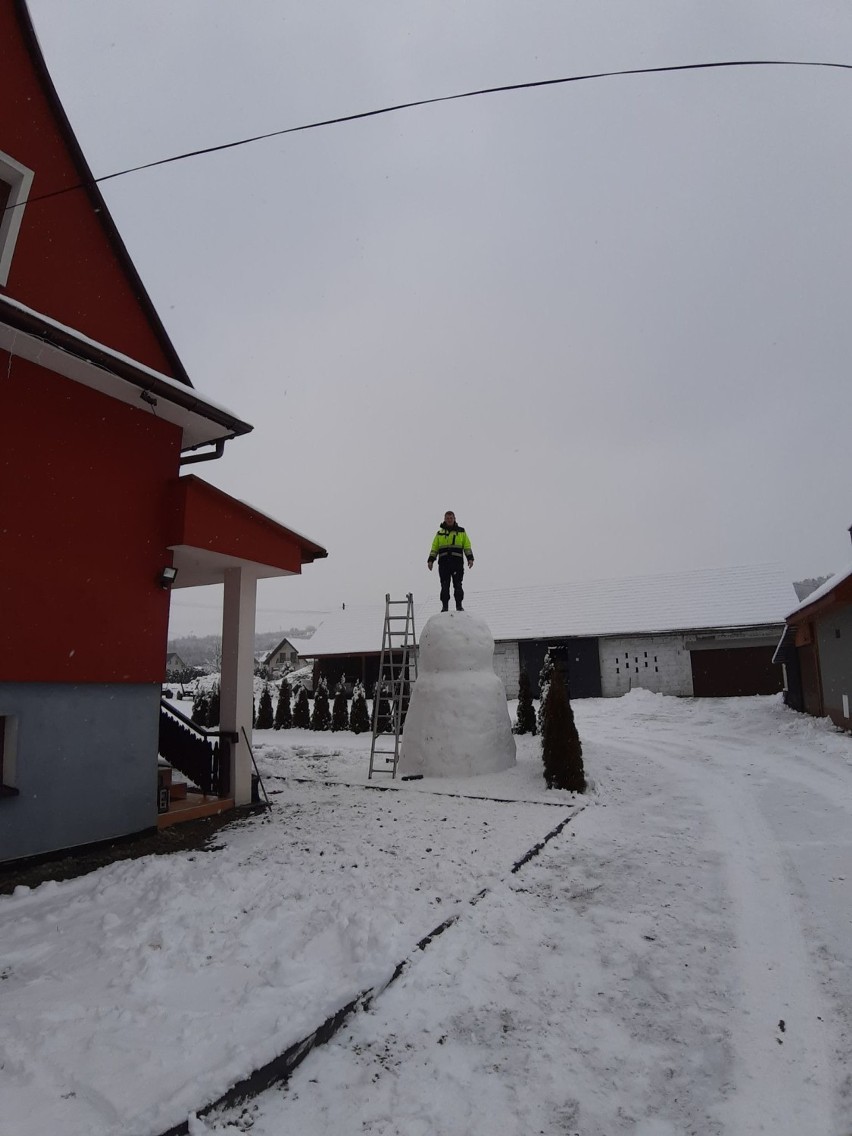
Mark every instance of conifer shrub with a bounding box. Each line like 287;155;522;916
207;685;220;727
310;678;332;731
293;685;311;729
374;688;393;734
514;669;537;735
349;681;371;734
256;684;274;730
274;679;292;729
191;690;209;727
331;681;349;732
538;650;585;792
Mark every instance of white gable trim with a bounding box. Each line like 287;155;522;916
0;150;35;286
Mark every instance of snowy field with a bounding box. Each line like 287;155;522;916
1;692;851;1136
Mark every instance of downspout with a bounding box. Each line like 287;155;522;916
179;439;228;466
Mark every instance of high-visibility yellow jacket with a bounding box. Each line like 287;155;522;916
428;525;473;564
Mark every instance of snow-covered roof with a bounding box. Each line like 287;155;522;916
786;562;852;618
264;637;300;660
303;564;795;656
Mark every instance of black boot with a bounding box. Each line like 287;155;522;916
441;603;449;612
456;603;464;612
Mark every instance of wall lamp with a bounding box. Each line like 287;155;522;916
159;566;178;589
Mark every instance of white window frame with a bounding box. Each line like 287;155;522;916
1;714;19;795
0;151;35;287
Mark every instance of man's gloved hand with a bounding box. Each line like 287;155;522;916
427;561;434;571
467;558;474;569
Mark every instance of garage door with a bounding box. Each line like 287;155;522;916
690;645;783;697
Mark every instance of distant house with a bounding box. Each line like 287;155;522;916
263;637;302;676
165;653;190;680
0;1;327;864
301;565;794;700
774;557;852;730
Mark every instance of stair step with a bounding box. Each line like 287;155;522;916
169;782;188;801
157;796;235;829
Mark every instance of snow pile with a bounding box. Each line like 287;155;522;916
399;611;516;778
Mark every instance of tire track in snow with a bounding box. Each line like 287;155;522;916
588;718;838;1135
157;803;588;1136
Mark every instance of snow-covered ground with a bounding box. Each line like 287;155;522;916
1;693;851;1136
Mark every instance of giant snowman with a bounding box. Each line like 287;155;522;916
398;610;516;778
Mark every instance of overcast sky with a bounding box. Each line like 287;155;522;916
29;0;852;636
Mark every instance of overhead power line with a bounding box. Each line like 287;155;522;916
12;58;852;211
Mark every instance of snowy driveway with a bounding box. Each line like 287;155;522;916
206;695;852;1136
1;694;850;1136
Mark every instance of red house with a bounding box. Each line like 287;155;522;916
0;1;326;864
774;553;852;731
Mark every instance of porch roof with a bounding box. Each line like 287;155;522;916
167;475;327;588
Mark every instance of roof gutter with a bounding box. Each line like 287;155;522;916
0;295;252;450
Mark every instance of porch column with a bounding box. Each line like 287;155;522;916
220;566;257;805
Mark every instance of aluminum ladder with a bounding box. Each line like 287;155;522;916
368;593;418;778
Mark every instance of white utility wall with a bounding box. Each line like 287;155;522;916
492;641;521;699
599;634;694;698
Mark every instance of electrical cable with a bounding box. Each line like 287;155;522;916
10;58;852;211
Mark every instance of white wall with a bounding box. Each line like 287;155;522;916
492;640;520;698
599;634;694;697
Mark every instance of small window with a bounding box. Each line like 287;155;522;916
0;151;35;287
1;716;20;798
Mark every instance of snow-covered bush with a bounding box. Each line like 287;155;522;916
255;684;274;730
349;681;371;734
274;679;292;729
331;682;349;732
207;685;220;727
310;678;331;731
374;687;393;734
191;690;209;727
292;685;310;728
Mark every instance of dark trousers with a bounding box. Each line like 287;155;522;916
438;555;465;609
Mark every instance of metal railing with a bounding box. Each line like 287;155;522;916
159;699;238;797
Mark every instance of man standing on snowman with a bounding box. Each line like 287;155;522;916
427;510;474;612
